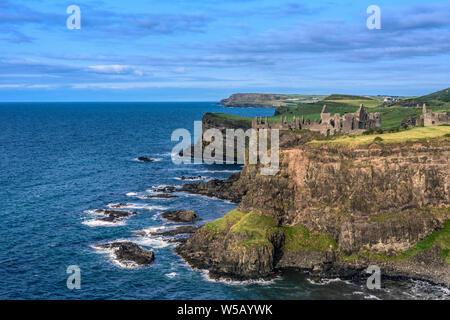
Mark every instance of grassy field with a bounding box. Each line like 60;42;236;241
309;125;450;146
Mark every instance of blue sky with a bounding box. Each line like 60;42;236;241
0;0;449;101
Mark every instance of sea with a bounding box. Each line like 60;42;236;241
0;102;448;300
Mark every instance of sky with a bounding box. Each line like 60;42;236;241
0;0;449;101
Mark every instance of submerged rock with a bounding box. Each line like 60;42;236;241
178;176;206;181
137;157;155;162
161;210;201;223
151;226;199;236
108;203;132;208
95;241;154;265
153;186;177;193
142;193;179;199
93;209;136;222
134;225;198;238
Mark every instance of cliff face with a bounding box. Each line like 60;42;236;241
239;142;449;253
177;135;450;284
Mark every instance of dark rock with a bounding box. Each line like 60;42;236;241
95;242;154;265
108;203;131;208
161;210;201;223
142;193;179;199
93;209;136;222
180;172;246;203
151;226;199;237
153;186;177;193
179;176;206;181
137;157;155;162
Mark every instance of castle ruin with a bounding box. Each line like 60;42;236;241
419;104;450;127
252;104;381;135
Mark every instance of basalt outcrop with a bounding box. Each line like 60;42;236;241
177;133;450;285
161;210;201;223
95;242;155;266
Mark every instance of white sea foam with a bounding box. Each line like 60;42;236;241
165;272;177;278
126;192;138;197
106;203;134;209
306;277;345;286
82;219;125;227
196;268;279;286
173;176;209;181
109;203;168;211
133;157;162;162
195;170;241;174
133;236;171;249
135;225;172;236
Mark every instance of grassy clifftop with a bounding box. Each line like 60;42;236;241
309;125;450;147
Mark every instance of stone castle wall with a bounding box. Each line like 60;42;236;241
252;104;381;135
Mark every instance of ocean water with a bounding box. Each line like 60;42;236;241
0;102;448;300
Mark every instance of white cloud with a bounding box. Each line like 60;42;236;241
87;65;133;74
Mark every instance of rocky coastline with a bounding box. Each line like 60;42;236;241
176;132;450;287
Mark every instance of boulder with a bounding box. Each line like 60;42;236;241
161;210;201;223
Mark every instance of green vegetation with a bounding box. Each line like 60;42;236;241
309;126;450;147
213;88;450;131
204;113;252;126
398;220;450;263
345;220;450;264
204;209;247;236
230;212;277;238
281;225;337;252
402;87;450;106
205;209;338;251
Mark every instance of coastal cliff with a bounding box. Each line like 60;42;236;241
177;127;450;285
219;93;288;108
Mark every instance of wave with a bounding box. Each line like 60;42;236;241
107;203;168;211
126;192;138;197
199;269;280;286
133;236;171;249
194;170;241;174
165;272;177;278
133;157;162;162
91;243;140;269
82;219;126;227
173;176;209;181
306;277;352;286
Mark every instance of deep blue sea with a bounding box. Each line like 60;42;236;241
0;102;448;300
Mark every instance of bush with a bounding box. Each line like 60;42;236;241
373;136;383;143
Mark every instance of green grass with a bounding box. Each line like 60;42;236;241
204;209;338;252
206;112;252;124
204;209;247;236
309;126;450;147
343;215;450;264
230;212;277;238
281;225;337;252
397;220;450;263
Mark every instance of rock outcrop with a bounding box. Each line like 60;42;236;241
95;242;154;266
93;209;136;223
161;210;201;223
